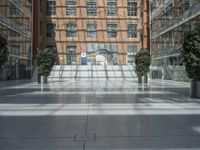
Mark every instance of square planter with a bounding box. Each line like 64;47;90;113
191;80;200;98
138;75;148;84
38;75;48;84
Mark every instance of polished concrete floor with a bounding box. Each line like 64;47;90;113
0;79;200;150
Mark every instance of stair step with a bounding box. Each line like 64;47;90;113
49;65;137;81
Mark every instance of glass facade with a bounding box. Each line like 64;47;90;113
0;0;32;80
150;0;200;81
10;0;21;16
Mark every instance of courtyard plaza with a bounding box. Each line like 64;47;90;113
0;79;200;150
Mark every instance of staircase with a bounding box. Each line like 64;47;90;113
48;65;137;81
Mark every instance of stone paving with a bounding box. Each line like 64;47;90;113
0;79;200;150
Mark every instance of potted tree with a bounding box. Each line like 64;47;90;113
0;35;9;79
181;28;200;98
135;49;151;84
36;48;55;84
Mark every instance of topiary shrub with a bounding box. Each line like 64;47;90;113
181;28;200;80
0;35;9;71
36;48;56;77
135;49;151;78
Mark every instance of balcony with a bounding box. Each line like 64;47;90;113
0;15;31;39
152;2;200;39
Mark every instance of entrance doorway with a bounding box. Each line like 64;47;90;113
87;44;118;65
87;49;114;65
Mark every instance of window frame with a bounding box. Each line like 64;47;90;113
66;0;77;16
107;1;118;16
128;1;137;16
46;23;56;38
46;0;56;16
128;24;137;38
107;24;117;38
87;23;97;38
66;23;77;38
87;0;97;16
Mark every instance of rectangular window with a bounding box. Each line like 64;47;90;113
87;0;97;16
66;0;76;16
46;23;56;38
107;24;117;38
127;45;137;64
87;23;97;38
107;1;117;16
128;24;137;38
10;45;20;55
128;2;137;16
66;23;77;37
66;46;77;65
10;31;20;37
10;0;20;16
46;0;56;16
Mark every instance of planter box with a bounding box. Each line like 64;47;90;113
191;80;200;98
138;75;148;84
38;75;48;84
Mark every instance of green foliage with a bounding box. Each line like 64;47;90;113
135;49;151;77
36;48;56;77
0;35;9;70
181;28;200;80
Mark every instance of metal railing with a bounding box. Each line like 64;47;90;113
0;15;31;38
9;53;31;60
152;44;182;59
152;2;200;39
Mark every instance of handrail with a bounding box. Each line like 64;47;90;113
152;44;182;59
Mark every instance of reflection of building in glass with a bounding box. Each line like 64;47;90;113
34;0;146;65
0;0;32;80
150;0;200;81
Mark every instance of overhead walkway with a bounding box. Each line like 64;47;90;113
48;65;137;81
